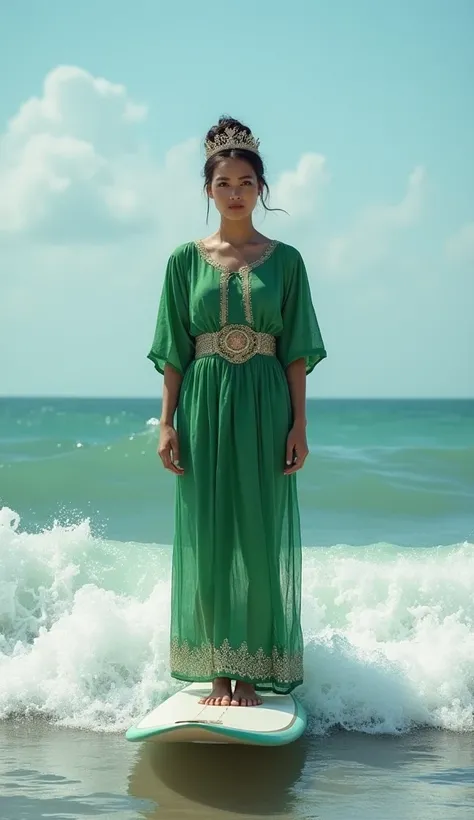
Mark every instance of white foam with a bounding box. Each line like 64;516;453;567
1;507;473;735
299;543;474;733
146;417;159;427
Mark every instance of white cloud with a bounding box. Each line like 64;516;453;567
0;65;426;279
3;65;147;154
323;166;426;276
3;66;324;256
445;221;474;266
271;152;329;218
0;66;210;248
0;66;158;240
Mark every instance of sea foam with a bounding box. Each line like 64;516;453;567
1;506;473;735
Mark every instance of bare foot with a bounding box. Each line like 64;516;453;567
231;681;263;707
199;677;232;706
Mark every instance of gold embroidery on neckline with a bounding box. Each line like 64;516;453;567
195;239;279;328
194;238;279;274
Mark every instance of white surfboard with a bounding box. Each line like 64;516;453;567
125;682;307;746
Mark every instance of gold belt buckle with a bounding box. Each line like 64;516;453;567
216;324;258;363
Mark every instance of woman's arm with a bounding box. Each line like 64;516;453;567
160;364;183;426
284;357;309;475
286;357;307;427
158;364;184;474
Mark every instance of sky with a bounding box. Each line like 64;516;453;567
0;0;473;398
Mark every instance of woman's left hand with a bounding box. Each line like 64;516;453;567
284;423;309;474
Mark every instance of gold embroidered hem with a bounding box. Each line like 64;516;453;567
170;637;303;690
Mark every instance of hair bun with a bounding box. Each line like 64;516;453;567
205;114;251;143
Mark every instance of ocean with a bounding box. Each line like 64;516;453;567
1;397;473;819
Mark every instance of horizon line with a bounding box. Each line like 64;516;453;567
1;395;473;402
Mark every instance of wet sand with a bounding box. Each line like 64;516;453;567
1;721;474;819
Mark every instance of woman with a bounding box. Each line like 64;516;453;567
148;115;326;708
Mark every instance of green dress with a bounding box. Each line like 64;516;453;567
148;239;326;693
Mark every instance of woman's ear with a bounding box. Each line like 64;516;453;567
206;184;214;201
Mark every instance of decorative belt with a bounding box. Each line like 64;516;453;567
195;324;276;364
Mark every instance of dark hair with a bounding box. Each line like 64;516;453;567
203;115;287;223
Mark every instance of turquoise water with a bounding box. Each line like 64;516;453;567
1;398;473;546
0;397;473;739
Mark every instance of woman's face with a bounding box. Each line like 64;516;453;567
208;157;261;220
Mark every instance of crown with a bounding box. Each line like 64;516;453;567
205;126;261;160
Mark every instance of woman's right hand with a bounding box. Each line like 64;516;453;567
158;422;184;475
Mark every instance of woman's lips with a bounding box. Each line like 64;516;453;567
228;204;244;209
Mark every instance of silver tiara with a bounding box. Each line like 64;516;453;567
205;126;261;160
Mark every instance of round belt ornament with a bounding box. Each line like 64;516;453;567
216;324;258;363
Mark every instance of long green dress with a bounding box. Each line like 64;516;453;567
148;239;326;694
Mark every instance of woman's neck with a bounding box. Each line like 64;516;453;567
216;218;259;247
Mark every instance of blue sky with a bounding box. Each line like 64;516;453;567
1;0;473;397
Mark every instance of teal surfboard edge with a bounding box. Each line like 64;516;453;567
125;694;307;746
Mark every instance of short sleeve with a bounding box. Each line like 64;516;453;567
277;249;327;374
147;251;194;375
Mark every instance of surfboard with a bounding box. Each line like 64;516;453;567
125;682;307;746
